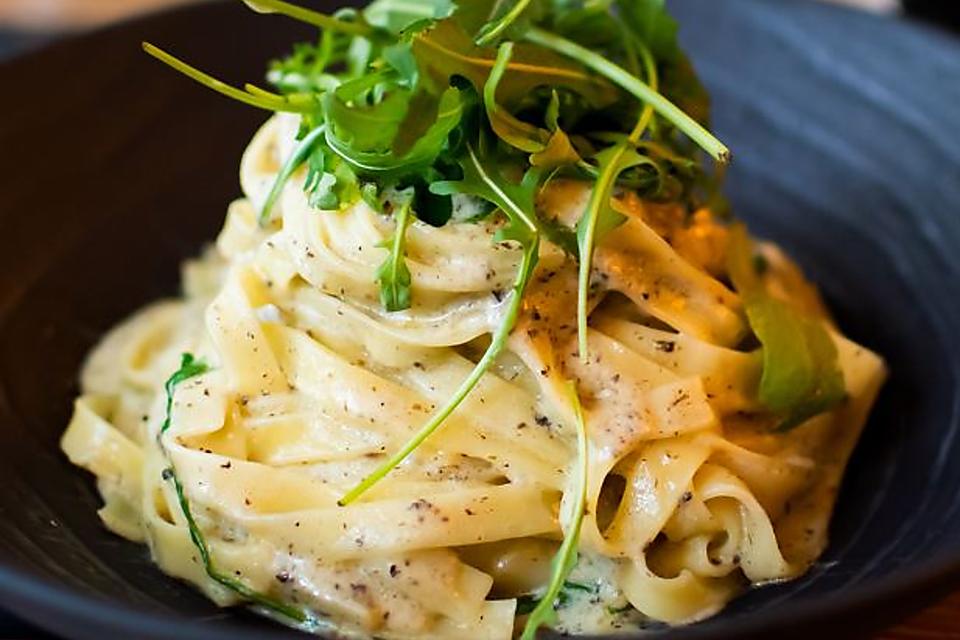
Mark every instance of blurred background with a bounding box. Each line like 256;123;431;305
0;0;921;31
0;0;907;30
1;0;958;61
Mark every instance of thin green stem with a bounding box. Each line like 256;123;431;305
158;355;309;623
387;200;412;275
475;0;535;46
524;27;730;164
376;198;414;311
628;42;658;144
576;147;624;361
520;381;589;640
577;39;659;362
245;0;375;37
339;237;540;505
143;43;314;114
170;473;309;622
260;126;326;225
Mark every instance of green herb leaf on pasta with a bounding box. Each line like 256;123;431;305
727;225;846;430
520;380;589;640
375;197;415;311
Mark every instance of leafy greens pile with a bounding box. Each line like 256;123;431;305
148;0;846;634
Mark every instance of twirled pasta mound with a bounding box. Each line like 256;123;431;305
62;114;886;638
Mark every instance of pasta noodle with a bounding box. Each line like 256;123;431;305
61;111;886;638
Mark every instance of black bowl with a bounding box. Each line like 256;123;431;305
1;1;960;638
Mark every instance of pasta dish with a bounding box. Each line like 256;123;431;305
60;0;887;637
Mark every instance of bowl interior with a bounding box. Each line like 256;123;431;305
1;1;960;639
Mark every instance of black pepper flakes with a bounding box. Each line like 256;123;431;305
654;340;676;353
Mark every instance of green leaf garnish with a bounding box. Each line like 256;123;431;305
147;0;739;516
523;26;730;163
575;41;659;361
515;581;594;616
160;353;211;435
142;43;317;114
474;0;535;46
484;42;550;154
431;141;540;245
244;0;376;37
520;380;589;640
159;354;310;623
339;142;542;505
167;472;309;622
340;239;538;505
412;19;618;110
727;225;846;430
575;143;658;361
375;196;415;311
260;125;327;225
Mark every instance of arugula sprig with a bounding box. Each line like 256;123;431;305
339;140;542;505
159;354;311;624
146;0;737;508
375;195;415;311
726;226;847;430
260;125;326;224
520;380;589;640
160;353;211;435
142;43;318;114
575;39;659;361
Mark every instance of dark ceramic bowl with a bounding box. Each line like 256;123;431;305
1;1;959;638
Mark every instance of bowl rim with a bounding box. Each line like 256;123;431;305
2;0;960;638
2;538;959;639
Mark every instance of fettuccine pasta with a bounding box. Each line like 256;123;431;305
62;113;886;638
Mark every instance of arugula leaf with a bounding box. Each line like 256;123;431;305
727;225;846;430
303;142;361;210
375;197;415;311
267;39;340;94
484;42;550;154
260;125;327;224
530;90;581;168
576;143;658;360
364;0;453;34
160;353;210;435
166;471;309;622
340;238;539;505
616;0;679;64
475;0;537;46
339;141;542;505
412;19;617;111
143;43;318;114
483;43;582;173
244;0;375;37
159;354;310;622
323;71;411;153
515;580;594;616
520;380;589;640
575;39;659;361
432;142;540;245
523;27;729;163
324;86;467;177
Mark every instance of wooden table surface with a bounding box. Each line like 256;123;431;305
0;0;956;638
880;591;960;638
